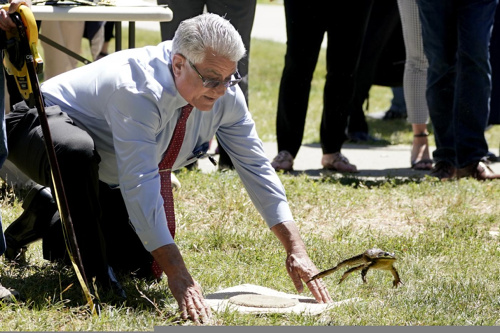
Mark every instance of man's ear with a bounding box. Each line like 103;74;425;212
172;54;185;78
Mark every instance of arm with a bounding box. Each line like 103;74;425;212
215;92;332;303
271;221;332;303
151;244;211;324
105;90;211;323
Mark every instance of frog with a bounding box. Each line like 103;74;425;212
308;248;402;287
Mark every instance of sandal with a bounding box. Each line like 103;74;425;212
411;132;432;170
322;152;358;173
412;159;433;170
271;150;294;171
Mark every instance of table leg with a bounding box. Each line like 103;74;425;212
114;21;122;51
129;22;135;49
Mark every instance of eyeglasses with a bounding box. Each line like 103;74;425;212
188;60;242;89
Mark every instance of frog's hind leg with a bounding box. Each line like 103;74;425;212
339;264;366;284
361;263;375;283
391;267;402;287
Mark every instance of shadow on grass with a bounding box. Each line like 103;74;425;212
1;260;173;313
365;116;415;141
279;168;430;188
324;172;428;187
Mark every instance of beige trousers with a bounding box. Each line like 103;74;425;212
40;21;104;80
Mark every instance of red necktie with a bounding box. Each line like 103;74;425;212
151;104;193;278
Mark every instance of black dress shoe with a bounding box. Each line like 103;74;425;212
4;185;58;261
94;266;127;301
218;146;235;171
485;151;499;162
347;131;382;143
382;109;407;120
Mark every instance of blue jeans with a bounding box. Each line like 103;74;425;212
1;63;6;255
417;0;498;168
390;87;407;113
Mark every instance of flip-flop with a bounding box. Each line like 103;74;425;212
271;150;294;171
322;152;359;173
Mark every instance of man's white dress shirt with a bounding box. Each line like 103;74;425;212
42;41;293;252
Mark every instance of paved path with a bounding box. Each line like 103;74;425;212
197;141;500;178
131;3;307;45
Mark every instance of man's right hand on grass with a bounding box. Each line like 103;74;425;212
151;243;212;324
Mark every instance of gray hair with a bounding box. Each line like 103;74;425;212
172;13;246;64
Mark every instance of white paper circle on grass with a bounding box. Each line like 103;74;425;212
228;294;299;308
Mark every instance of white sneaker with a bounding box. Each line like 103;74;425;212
171;173;181;190
0;283;19;302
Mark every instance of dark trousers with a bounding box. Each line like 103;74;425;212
5;102;153;279
276;0;373;157
347;0;404;134
489;5;500;125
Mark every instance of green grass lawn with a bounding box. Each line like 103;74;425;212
1;28;500;328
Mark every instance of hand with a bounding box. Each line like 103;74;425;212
285;250;332;303
152;244;212;324
0;0;31;32
271;221;332;303
0;8;16;32
9;0;32;10
167;274;211;324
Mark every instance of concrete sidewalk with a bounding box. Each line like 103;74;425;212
131;3;325;46
131;3;297;45
198;141;500;179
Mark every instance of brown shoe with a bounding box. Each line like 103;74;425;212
430;161;456;180
456;161;500;180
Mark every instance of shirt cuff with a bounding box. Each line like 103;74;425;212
136;223;175;252
263;200;294;229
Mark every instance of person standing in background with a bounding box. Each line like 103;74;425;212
344;0;405;145
40;21;104;80
417;0;500;180
271;0;373;173
382;87;407;121
488;5;500;160
397;0;433;171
